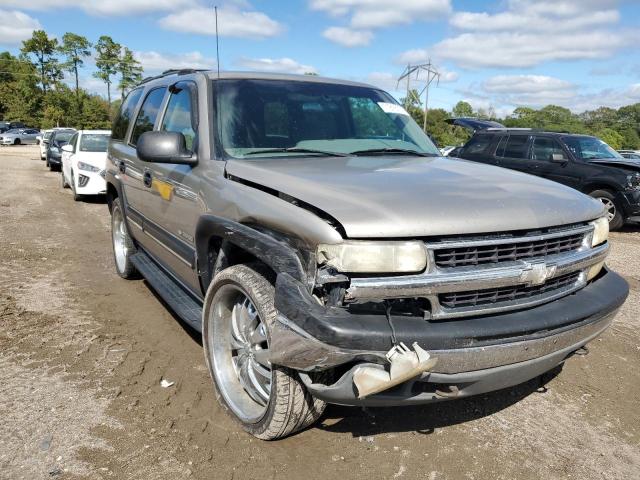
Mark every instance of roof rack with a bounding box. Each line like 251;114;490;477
138;68;209;86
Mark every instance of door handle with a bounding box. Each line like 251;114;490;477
118;161;126;174
143;171;152;188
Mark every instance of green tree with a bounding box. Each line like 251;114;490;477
452;101;473;118
596;128;624;150
94;36;121;108
117;47;143;100
0;51;42;124
59;32;92;105
20;30;60;93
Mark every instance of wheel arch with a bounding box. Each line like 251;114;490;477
195;215;310;293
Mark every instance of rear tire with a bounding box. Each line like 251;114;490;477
111;197;138;279
203;263;326;440
589;189;623;231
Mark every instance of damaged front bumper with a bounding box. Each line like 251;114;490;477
270;268;628;406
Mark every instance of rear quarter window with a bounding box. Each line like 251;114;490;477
464;134;493;155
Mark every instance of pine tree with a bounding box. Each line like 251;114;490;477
20;30;59;93
117;47;143;100
93;36;121;110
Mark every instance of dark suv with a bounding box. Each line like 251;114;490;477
449;118;640;230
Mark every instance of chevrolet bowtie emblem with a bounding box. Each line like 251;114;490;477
521;263;556;286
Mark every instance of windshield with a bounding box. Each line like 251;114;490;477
215;79;440;159
80;134;109;152
54;132;74;144
6;129;19;134
43;131;53;139
562;136;623;160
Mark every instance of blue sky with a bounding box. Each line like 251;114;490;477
1;0;639;116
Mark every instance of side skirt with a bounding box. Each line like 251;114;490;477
130;250;203;332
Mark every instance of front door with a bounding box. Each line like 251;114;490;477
141;81;201;294
528;136;580;189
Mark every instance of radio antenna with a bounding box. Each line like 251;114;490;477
214;5;220;78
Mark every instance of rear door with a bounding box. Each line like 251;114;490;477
528;135;581;189
125;86;168;253
495;134;532;174
109;87;144;222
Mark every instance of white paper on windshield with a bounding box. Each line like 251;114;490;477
377;102;410;116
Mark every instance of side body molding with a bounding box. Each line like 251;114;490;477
195;215;309;290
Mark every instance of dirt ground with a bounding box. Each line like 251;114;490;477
0;145;639;480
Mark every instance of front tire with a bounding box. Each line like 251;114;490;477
71;171;80;201
111;197;138;279
203;263;326;440
589;189;624;231
61;169;68;189
13;139;20;145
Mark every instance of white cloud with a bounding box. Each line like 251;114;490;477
481;74;577;105
482;75;575;94
322;27;372;47
365;72;399;92
235;57;317;75
134;51;216;74
0;0;195;16
312;0;451;45
424;0;636;69
311;0;451;28
0;10;41;46
432;30;638;69
159;5;283;39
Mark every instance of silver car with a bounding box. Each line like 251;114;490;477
106;71;628;439
0;128;41;145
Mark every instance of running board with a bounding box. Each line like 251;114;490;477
130;251;203;332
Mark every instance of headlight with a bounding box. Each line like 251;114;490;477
590;216;609;247
317;241;427;273
50;146;59;153
77;161;100;173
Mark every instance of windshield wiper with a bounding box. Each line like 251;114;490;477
349;147;436;157
243;147;348;157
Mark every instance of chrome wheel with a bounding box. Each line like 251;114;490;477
207;285;271;423
112;205;129;273
597;197;616;222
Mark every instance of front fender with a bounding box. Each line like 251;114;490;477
195;215;309;290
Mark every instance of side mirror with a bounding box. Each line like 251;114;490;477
43;140;49;145
61;144;74;153
551;153;568;163
137;131;197;165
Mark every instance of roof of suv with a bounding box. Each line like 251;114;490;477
139;68;374;89
480;129;595;138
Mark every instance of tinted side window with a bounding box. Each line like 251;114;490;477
464;134;492;155
161;84;196;151
495;135;507;157
112;88;143;141
531;137;565;161
502;135;530;159
131;88;167;146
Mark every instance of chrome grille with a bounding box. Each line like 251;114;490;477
434;232;585;268
438;272;580;310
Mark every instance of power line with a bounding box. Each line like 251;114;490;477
397;60;441;132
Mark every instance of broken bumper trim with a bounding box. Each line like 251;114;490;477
298;322;608;406
271;268;627;372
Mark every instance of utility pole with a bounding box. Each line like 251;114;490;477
397;59;440;132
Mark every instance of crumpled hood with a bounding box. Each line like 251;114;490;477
589;158;640;171
225;156;604;238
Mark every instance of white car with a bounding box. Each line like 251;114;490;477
60;130;111;200
40;130;53;159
